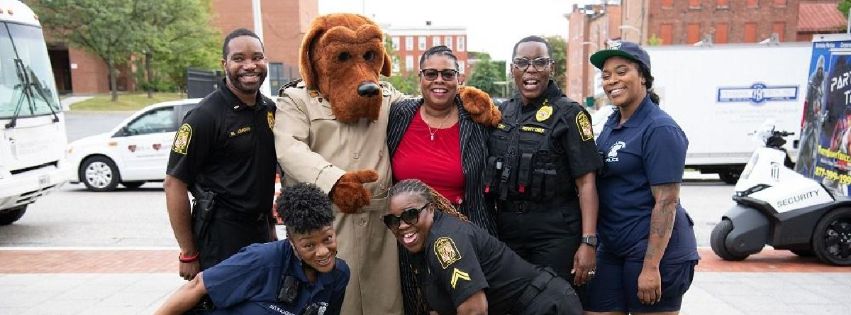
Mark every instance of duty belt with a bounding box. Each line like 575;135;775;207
516;267;557;310
213;209;268;223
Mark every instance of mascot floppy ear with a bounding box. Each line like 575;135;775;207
381;51;392;77
299;18;325;89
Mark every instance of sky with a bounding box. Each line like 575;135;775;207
318;0;585;62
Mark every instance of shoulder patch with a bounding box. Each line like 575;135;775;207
576;111;594;141
450;268;471;289
434;237;462;269
267;111;275;129
536;100;553;122
172;124;192;154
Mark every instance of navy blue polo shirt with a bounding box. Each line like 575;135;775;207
203;240;349;314
595;96;699;263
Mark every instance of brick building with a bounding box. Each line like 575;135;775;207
384;24;469;76
47;0;316;95
566;0;844;104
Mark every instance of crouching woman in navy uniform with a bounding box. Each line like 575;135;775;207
385;179;582;315
156;183;350;315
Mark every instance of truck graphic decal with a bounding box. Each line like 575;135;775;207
716;82;799;104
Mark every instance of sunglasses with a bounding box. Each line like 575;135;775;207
383;203;430;230
419;68;458;81
513;57;552;71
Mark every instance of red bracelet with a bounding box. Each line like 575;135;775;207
179;252;199;263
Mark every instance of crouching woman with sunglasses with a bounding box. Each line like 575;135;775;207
385;179;582;315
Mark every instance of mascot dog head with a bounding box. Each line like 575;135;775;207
300;14;392;123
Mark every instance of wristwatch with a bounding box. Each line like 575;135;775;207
581;234;598;247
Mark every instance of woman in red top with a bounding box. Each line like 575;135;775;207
387;45;496;314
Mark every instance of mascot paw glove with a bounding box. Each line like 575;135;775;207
331;169;379;213
459;86;502;127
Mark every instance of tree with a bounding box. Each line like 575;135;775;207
840;1;851;17
544;36;567;91
32;0;145;101
466;53;506;97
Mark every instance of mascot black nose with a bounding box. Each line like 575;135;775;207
357;81;380;97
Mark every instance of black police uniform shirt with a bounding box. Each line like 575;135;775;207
203;240;349;315
595;95;699;263
488;80;602;206
411;211;538;314
166;79;276;214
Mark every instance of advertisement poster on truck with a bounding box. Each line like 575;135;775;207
796;34;851;196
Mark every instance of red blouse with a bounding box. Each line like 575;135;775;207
392;108;465;204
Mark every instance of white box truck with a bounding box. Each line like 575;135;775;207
642;43;810;183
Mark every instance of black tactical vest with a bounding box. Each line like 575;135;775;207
485;96;573;204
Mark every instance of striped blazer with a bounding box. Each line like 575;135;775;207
387;96;497;236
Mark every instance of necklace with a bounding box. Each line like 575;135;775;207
423;108;454;141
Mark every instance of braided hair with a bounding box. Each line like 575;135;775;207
388;179;468;222
276;183;335;235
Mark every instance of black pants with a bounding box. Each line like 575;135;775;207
196;210;274;270
497;207;581;283
516;268;582;315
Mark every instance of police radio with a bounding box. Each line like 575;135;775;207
277;275;300;304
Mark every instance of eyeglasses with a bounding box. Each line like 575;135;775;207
419;68;458;81
513;57;552;71
383;203;430;230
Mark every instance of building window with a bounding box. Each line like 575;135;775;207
405;36;413;51
458;37;466;51
686;23;700;44
662;0;673;8
269;63;285;92
746;0;758;8
660;23;673;45
688;0;700;9
458;60;466;74
405;55;414;72
716;0;729;8
772;22;785;41
773;0;786;7
392;37;400;51
418;36;426;50
714;23;729;44
744;22;758;43
392;56;400;74
445;36;453;49
432;36;441;47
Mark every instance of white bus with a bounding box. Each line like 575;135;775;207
0;0;68;224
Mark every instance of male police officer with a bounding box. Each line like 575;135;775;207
486;36;603;289
165;28;277;281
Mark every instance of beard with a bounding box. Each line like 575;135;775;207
226;70;267;95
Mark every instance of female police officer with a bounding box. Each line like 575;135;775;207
584;41;699;314
385;179;582;315
156;183;350;314
486;35;602;288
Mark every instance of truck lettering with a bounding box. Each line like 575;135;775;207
830;71;851;92
776;190;819;208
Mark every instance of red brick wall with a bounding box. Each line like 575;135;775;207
68;48;109;94
388;33;468;76
210;0;315;69
646;0;799;44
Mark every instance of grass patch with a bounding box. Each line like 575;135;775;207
70;92;186;111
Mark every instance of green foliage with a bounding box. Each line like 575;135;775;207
544;36;567;91
30;0;219;98
647;34;663;46
840;1;851;17
466;53;507;97
385;74;419;95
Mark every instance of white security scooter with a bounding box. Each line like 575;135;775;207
710;120;851;265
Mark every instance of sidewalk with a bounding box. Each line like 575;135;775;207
0;248;849;314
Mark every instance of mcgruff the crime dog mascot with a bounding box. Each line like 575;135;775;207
274;14;500;315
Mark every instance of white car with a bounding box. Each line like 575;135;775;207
591;104;615;138
67;99;201;191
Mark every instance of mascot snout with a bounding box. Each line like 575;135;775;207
357;81;381;97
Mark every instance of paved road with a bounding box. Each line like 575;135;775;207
65;111;133;142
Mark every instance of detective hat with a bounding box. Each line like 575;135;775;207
590;40;651;71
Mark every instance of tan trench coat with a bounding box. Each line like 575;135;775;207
274;81;404;315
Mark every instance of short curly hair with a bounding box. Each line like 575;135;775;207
276;183;334;235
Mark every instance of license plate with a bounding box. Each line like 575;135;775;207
38;175;49;186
